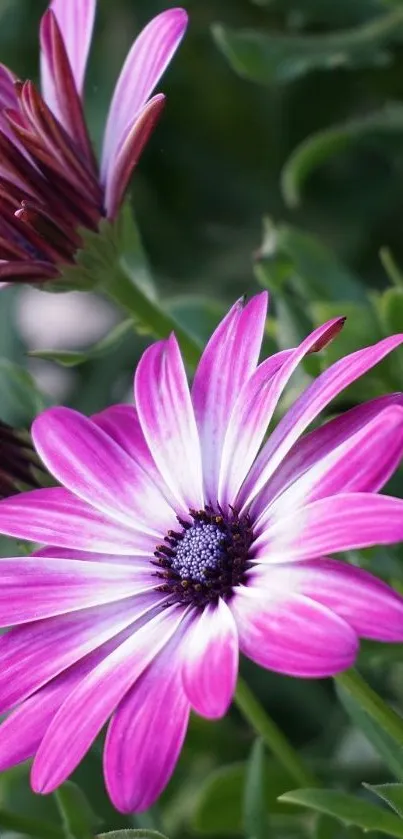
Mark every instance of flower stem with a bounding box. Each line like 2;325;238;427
234;677;318;788
335;668;403;747
106;262;202;369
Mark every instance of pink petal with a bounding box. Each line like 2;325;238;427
192;293;268;505
39;10;95;162
135;334;204;512
219;317;344;508
250;393;403;520
32;407;177;535
239;334;403;510
0;665;85;771
256;405;403;533
255;493;403;562
232;585;358;677
0;556;154;624
0;64;18;109
31;604;187;794
0;625;134;770
0;66;37;187
34;545;147;566
0;594;160;713
104;630;190;813
261;559;403;642
0;488;156;554
104;93;165;219
101;8;187;181
216;350;292;507
41;0;96;100
92;402;177;507
0;613;159;774
182;599;238;719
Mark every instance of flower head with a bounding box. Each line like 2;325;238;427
0;0;187;285
0;293;402;811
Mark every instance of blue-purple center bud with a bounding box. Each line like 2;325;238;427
170;522;226;582
153;506;253;607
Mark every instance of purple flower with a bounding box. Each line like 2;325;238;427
0;0;187;284
0;292;402;812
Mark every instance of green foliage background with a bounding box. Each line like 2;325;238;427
2;1;403;838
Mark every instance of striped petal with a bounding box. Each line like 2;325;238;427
192;293;268;505
254;494;403;562
219;318;344;508
101;8;187;181
41;0;96;99
232;585;358;678
135;334;204;512
92;402;176;507
32;407;177;535
105;630;190;813
31;605;187;794
104;94;165;219
250;393;403;521
39;9;94;161
256;559;403;642
239;334;403;510
0;556;153;624
0;662;89;771
256;405;403;532
182;600;238;719
0;594;161;713
0;488;156;554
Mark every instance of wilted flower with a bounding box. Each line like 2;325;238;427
0;292;402;811
0;421;44;498
0;0;187;285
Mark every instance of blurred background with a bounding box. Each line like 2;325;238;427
1;0;403;837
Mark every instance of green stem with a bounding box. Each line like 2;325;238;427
335;668;403;747
234;677;318;788
106;261;202;369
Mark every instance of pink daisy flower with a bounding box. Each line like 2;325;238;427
0;292;402;812
0;0;187;284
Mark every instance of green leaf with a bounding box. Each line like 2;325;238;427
0;808;60;839
192;759;302;835
336;670;403;781
212;7;403;86
97;832;169;839
365;784;403;819
281;105;403;208
55;781;99;839
28;319;134;368
255;219;366;303
378;288;403;335
280;789;403;837
243;740;268;839
250;0;381;27
0;359;47;425
380;249;403;290
315;814;346;839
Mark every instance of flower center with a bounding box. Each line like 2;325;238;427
153;507;253;607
